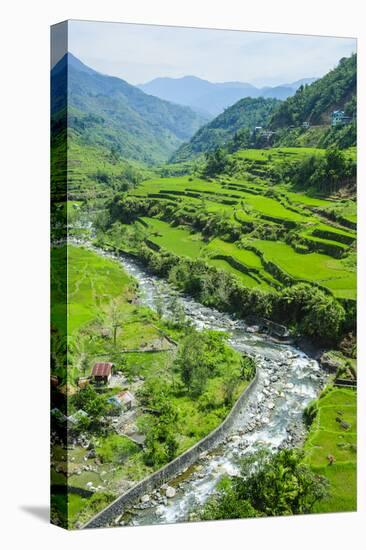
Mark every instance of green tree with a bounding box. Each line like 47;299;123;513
279;283;345;342
201;449;328;520
80;354;89;376
136;377;179;467
71;385;111;426
223;365;239;405
174;329;239;397
168;294;188;328
203;148;230;178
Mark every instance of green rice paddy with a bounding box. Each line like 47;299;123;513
130;147;356;300
304;388;357;512
250;239;356;299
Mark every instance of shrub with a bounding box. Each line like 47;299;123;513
201;449;328;520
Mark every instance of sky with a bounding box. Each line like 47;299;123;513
52;20;356;86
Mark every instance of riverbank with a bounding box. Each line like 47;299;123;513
51;243;256;528
73;241;325;528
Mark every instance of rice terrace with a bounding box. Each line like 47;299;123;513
51;21;357;530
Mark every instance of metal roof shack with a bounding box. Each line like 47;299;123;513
91;362;113;384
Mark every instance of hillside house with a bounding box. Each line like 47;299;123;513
331;110;352;126
107;390;134;410
91;362;113;385
118;390;134;410
302;121;310;129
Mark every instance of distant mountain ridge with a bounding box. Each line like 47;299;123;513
170;54;357;161
51;53;207;164
138;75;316;116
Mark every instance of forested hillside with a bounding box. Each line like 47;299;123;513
171;97;281;162
170;54;356;160
51;53;206;165
270;54;356;128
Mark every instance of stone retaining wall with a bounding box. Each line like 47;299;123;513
83;369;260;529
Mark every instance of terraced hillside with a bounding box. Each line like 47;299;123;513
117;148;356;302
304;387;357;512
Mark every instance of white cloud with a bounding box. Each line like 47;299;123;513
64;20;356;86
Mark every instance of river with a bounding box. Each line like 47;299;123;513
76;243;325;527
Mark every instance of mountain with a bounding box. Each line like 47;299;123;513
282;77;317;90
51;53;207;164
270;55;356;129
138;76;316;117
171;97;281;162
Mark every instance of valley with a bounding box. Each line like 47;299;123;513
50;48;357;529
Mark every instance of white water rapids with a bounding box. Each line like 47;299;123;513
70;242;325;527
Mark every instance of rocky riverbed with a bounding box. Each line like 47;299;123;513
71;241;326;528
118;347;323;527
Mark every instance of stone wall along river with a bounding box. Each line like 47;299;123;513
78;245;325;528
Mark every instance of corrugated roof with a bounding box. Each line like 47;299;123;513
92;362;113;377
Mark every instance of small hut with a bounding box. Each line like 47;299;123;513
118;390;134;410
91;362;113;385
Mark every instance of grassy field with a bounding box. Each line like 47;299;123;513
142;217;206;259
52;245;133;334
233;147;326;162
141;218;278;290
250;239;356;299
66;139;152;198
139;212;355;299
111;146;357;304
304;388;357;513
51;244;253;527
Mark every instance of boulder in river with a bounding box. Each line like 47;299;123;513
319;352;342;373
165;486;176;498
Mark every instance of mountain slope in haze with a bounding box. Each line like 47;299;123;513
51;53;207;164
270;54;356;129
171;97;282;162
139;76;316;116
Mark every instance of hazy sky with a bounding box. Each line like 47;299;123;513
54;20;356;86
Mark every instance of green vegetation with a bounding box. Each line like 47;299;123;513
52;54;206;167
270;55;356;128
250;239;356;299
287;148;356;195
269;54;356;149
304;388;357;512
172;97;281;162
142;217;205;259
52;245;133;335
200;449;328;520
103;145;356;308
51;48;357;528
96;434;140;463
98;225;349;344
51;244;255;527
